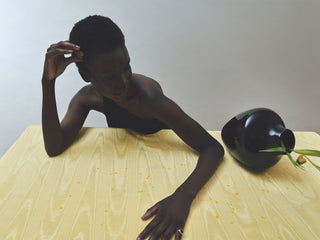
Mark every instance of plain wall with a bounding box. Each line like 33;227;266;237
1;0;319;157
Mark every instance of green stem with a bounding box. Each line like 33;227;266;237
290;149;320;157
303;155;320;172
286;152;305;170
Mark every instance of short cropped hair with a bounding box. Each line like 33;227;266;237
69;15;125;70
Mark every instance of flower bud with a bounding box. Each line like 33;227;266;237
296;155;307;165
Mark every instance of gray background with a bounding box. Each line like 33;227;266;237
1;0;319;158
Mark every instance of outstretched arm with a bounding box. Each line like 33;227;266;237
137;94;224;240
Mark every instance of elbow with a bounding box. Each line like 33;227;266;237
218;142;225;157
46;150;62;157
44;143;65;157
202;141;225;160
45;148;64;157
42;131;68;157
212;143;225;160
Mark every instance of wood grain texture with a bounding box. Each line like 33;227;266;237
0;126;319;240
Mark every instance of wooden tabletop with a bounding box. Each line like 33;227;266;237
0;126;320;239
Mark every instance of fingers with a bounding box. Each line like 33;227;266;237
47;40;80;52
46;40;84;60
148;221;169;240
46;48;83;59
161;225;176;240
42;40;84;81
175;228;184;240
64;53;84;66
137;220;184;240
137;216;161;239
46;48;72;59
141;205;159;220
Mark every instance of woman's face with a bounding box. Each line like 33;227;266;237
85;45;132;102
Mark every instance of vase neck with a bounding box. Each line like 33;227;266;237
270;124;295;150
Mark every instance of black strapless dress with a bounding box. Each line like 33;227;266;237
103;97;169;134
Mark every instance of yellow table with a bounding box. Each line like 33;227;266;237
0;126;320;240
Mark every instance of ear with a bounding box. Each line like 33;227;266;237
78;68;91;82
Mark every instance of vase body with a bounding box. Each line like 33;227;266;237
221;108;295;170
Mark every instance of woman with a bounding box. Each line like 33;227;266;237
42;15;224;240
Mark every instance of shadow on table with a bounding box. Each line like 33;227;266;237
231;155;305;182
126;128;198;155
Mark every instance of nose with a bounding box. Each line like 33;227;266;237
117;73;128;88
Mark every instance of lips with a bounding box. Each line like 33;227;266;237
115;87;128;97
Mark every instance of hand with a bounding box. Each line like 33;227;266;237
42;40;84;82
137;192;193;240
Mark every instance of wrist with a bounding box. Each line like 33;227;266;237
174;187;197;201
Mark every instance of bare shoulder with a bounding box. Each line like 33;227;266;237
132;73;164;101
72;84;104;113
132;73;173;121
132;75;223;155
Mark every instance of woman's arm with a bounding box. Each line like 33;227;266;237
151;95;224;197
137;93;224;240
41;41;88;156
42;82;92;156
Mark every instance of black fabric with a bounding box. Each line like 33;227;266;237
103;96;169;134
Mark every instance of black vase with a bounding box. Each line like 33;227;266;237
221;108;295;170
